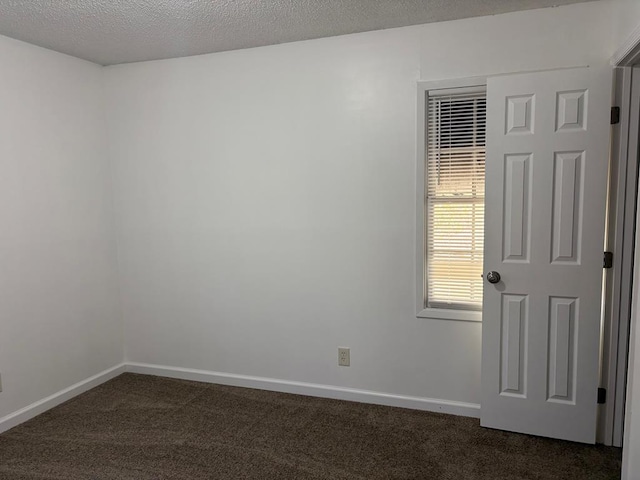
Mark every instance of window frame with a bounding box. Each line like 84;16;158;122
416;77;487;322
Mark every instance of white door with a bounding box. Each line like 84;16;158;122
481;67;612;443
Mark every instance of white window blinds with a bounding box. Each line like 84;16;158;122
425;88;486;311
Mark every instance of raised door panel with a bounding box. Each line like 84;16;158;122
500;294;528;397
503;154;531;262
551;152;584;264
548;297;578;403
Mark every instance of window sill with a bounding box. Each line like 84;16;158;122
417;307;482;323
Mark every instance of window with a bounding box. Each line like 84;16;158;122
417;81;486;321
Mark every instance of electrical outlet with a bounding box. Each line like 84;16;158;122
338;347;350;367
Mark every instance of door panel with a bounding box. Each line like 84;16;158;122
503;154;531;261
552;152;583;263
500;294;527;396
481;67;611;443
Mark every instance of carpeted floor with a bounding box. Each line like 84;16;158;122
0;373;621;480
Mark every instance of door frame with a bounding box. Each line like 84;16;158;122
601;34;640;447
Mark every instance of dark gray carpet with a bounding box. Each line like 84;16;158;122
0;373;621;479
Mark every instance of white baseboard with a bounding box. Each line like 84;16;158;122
126;362;481;418
0;362;480;435
0;363;127;434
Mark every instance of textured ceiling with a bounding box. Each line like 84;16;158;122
0;0;596;65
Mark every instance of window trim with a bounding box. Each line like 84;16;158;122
416;77;487;322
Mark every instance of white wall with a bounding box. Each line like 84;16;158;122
0;36;122;419
104;1;613;407
612;0;640;52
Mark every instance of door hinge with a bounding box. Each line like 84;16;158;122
598;387;607;404
611;106;620;125
604;251;613;269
